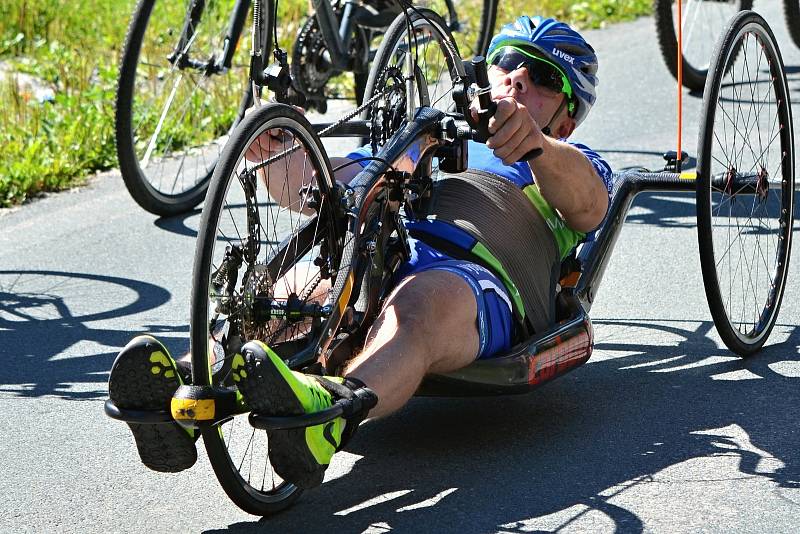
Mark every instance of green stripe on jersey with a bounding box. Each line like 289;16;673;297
522;184;585;259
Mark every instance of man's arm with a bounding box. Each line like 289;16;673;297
485;98;609;233
528;138;608;233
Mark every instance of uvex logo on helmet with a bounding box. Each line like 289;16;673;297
552;48;575;64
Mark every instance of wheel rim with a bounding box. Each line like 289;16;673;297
193;109;342;506
701;18;794;349
676;0;744;74
206;419;297;505
124;0;249;200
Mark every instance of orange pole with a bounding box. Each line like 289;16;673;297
677;0;683;171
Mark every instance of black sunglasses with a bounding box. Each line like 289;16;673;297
489;49;572;99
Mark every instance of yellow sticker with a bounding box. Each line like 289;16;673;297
338;272;354;315
171;398;215;421
680;171;697;180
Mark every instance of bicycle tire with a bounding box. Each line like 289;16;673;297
653;0;752;92
191;103;346;515
785;0;800;48
696;10;794;355
431;0;497;57
362;8;464;147
115;0;254;216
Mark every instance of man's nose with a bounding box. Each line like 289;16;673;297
506;68;528;93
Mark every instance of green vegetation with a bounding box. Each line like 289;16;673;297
0;0;650;207
503;0;652;29
0;0;133;206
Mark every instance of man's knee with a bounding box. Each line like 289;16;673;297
382;270;477;336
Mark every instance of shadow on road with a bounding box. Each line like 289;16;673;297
202;319;800;534
153;201;278;239
154;208;203;238
0;270;183;400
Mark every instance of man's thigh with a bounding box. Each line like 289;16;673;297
380;258;515;363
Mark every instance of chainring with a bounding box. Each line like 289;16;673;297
291;10;369;106
369;66;407;151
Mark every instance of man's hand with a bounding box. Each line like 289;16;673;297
472;97;545;165
243;103;304;163
244;128;295;163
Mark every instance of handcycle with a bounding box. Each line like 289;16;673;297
114;0;498;216
105;7;794;516
654;0;800;91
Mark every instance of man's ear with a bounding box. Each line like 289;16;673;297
554;116;576;139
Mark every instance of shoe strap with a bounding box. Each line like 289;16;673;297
311;375;378;451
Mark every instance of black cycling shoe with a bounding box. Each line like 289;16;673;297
108;335;197;473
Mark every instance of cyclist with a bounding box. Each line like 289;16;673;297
108;16;613;488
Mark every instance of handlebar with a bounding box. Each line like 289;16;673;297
466;56;543;162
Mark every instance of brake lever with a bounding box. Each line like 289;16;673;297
467;56;542;162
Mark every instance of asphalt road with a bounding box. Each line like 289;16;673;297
2;4;800;533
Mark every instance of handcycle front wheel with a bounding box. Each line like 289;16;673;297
115;0;255;216
696;10;795;355
653;0;752;92
191;103;348;515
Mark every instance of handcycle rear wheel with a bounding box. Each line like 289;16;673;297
696;11;795;355
115;0;255;216
191;104;347;515
653;0;752;92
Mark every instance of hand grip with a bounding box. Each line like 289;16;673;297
521;147;543;161
469;56;542;162
469;56;494;143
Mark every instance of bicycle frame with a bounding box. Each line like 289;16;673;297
166;0;390;82
168;0;251;74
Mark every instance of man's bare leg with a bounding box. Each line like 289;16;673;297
183;264;480;410
344;269;480;418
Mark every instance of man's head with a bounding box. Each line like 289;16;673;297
486;16;599;139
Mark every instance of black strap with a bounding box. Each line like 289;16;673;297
311;376;378;451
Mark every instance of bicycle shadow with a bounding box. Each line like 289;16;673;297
154;208;203;238
206;319;800;533
0;270;184;400
153;201;278;239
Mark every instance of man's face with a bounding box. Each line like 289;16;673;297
488;63;576;139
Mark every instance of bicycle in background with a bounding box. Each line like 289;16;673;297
654;0;800;91
114;0;498;216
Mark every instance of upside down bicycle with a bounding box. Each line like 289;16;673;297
106;8;794;516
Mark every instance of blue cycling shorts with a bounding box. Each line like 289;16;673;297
392;238;514;360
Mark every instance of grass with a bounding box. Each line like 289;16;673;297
0;0;651;208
